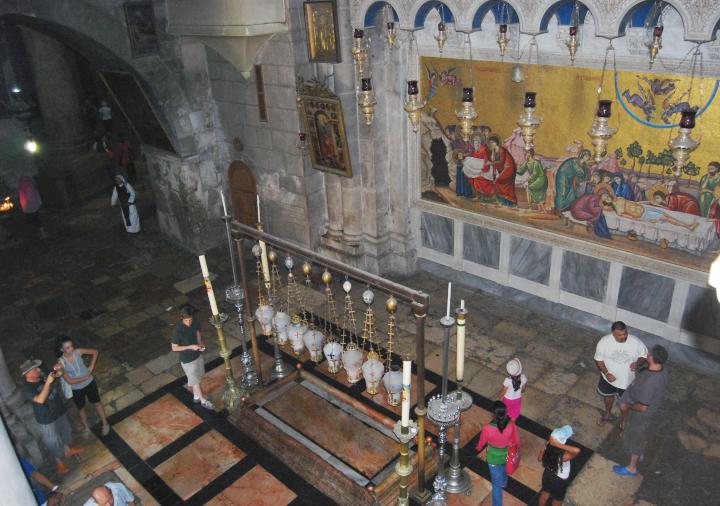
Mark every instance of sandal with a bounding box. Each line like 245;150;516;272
597;413;618;425
612;465;638;477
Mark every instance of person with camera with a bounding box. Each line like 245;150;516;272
20;359;82;475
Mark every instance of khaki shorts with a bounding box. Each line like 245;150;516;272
181;355;205;386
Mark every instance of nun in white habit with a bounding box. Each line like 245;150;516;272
111;175;141;233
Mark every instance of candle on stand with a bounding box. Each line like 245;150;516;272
456;299;466;382
255;195;271;285
220;190;228;217
198;255;220;316
401;360;412;427
256;195;261;223
446;282;452;318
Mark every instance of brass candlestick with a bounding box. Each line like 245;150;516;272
394;420;418;506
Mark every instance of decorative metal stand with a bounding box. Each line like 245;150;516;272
258;223;291;380
427;314;462;506
208;312;242;411
394;420;418;506
225;285;259;395
446;305;473;496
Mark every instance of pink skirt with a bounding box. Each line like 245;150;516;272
503;396;522;420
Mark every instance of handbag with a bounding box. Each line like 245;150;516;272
60;377;73;399
505;422;521;475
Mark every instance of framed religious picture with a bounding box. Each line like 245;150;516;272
303;1;340;63
297;80;352;177
123;1;160;57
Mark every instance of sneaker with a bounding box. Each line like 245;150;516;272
56;462;70;475
193;397;201;404
66;447;83;458
101;424;111;437
200;399;215;410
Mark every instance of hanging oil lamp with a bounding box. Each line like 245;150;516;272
587;100;617;162
358;77;377;126
386;21;396;48
566;25;579;64
497;24;509;59
648;25;663;68
382;296;403;406
668;110;700;177
456;87;477;142
435;21;447;53
351;29;367;71
341;280;364;384
517;92;542;152
297;132;307;152
404;80;425;133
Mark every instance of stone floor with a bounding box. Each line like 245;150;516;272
2;187;719;505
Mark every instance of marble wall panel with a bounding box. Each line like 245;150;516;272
509;237;551;285
421;212;453;255
463;223;500;269
682;285;720;339
617;267;674;322
560;251;610;301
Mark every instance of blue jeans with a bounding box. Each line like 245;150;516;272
488;463;507;506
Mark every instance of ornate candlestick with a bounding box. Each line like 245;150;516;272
199;255;241;411
445;302;472;496
394;419;418;506
219;191;258;396
225;286;259;394
427;307;461;506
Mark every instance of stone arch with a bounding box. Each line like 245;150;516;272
354;0;407;29
228;161;257;226
534;0;601;36
613;0;694;41
407;0;458;30
0;1;204;157
462;0;525;33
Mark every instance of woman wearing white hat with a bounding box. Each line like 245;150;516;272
499;358;527;421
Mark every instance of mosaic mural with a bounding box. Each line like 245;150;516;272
419;57;720;271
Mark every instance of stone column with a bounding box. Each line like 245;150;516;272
335;0;364;248
325;173;344;240
0;411;36;505
21;27;93;159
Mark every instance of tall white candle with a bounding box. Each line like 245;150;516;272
256;195;261;223
259;240;271;285
446;282;452;318
401;360;412;427
220;190;228;216
198;255;220;316
456;300;466;382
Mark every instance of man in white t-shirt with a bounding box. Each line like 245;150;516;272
594;321;647;425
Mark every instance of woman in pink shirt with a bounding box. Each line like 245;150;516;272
476;401;520;506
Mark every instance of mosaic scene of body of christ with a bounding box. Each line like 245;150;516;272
419;57;720;271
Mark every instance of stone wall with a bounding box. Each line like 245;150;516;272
0;0;227;249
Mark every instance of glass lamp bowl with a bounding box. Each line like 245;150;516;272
273;311;290;345
323;341;343;373
382;365;403;406
362;351;385;395
255;304;275;336
303;329;325;362
342;345;364;384
288;319;307;356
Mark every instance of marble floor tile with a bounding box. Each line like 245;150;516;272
264;383;397;479
206;465;297;506
154;430;246;500
478;488;527;506
113;466;160;506
447;469;491;506
113;393;203;459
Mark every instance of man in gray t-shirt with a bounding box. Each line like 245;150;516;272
613;344;669;477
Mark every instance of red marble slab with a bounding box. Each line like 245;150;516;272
113;394;203;459
206;465;297;506
154;430;246;500
264;383;397;479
